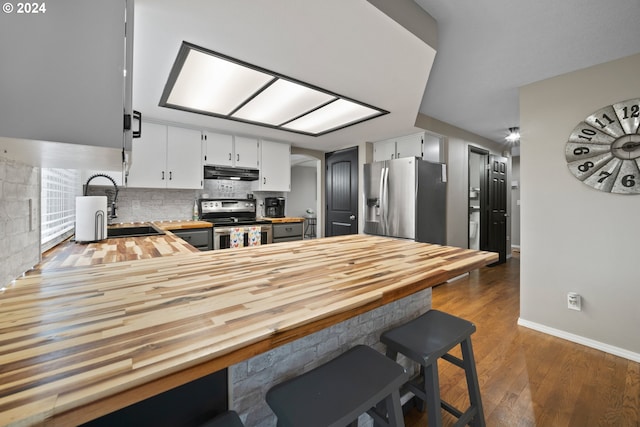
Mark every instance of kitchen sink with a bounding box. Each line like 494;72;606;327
107;225;165;238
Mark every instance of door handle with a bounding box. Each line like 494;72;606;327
237;154;240;162
229;153;232;161
349;215;356;220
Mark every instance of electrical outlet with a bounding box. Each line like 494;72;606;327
567;292;581;311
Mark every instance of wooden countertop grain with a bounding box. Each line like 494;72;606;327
152;220;213;230
261;217;306;223
0;235;497;426
33;221;212;272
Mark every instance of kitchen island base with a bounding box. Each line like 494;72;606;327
229;288;432;426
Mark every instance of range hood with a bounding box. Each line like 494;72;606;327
204;165;259;181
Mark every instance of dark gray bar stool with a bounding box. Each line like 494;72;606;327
266;345;408;427
198;410;244;427
380;310;485;427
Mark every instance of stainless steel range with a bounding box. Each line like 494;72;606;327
199;198;272;250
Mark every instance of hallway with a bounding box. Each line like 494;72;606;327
405;256;640;426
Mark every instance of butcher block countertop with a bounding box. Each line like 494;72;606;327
261;216;306;223
33;221;212;272
0;235;497;427
151;220;213;230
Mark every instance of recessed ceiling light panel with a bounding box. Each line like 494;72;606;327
282;99;382;134
233;79;336;125
160;42;388;136
164;49;273;115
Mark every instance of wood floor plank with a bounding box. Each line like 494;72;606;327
405;255;640;427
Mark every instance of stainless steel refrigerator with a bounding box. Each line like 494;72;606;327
364;157;446;244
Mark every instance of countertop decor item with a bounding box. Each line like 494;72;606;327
74;196;108;242
565;98;640;194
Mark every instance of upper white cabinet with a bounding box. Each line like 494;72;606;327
127;123;202;189
0;0;135;149
373;132;425;162
167;127;203;188
203;133;258;169
234;136;259;169
252;140;291;192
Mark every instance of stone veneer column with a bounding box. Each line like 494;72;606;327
229;287;432;426
0;157;40;287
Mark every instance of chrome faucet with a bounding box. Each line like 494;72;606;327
84;174;119;222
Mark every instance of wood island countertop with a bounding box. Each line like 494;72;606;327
0;235;497;426
34;221;213;272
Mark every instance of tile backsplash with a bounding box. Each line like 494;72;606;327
88;180;283;223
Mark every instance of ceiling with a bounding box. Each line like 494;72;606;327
133;0;436;153
133;0;640;153
414;0;640;144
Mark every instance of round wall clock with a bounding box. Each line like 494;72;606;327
565;98;640;194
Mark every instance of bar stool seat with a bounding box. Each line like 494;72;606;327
197;410;244;427
380;310;485;427
266;345;408;427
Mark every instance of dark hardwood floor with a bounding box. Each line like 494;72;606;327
404;254;640;427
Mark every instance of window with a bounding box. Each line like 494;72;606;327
41;168;81;251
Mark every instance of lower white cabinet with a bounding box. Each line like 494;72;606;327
127;123;202;189
252;140;291;192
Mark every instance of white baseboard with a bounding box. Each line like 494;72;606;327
517;318;640;363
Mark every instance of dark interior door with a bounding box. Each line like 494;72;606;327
325;147;358;237
485;155;508;264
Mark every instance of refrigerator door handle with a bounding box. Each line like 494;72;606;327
379;167;386;234
382;166;390;234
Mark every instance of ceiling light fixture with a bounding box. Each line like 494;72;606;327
505;127;520;143
160;42;389;136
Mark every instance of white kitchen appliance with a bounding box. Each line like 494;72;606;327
75;196;108;242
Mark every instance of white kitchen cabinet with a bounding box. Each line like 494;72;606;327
373;132;425;161
127;123;202;189
167;127;203;189
203;132;234;166
252;140;291;192
373;140;397;161
234;136;259;169
203;133;258;169
0;0;135;149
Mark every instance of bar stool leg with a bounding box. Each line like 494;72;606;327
461;338;485;427
386;389;404;427
424;363;443;427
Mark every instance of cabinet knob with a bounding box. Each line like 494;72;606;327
237;154;240;161
349;215;356;220
229;153;232;161
162;171;165;180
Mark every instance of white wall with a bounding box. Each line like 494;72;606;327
520;53;640;360
510;156;521;248
288;166;317;217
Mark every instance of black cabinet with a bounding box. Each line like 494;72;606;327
80;369;227;427
272;222;304;243
171;228;213;251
